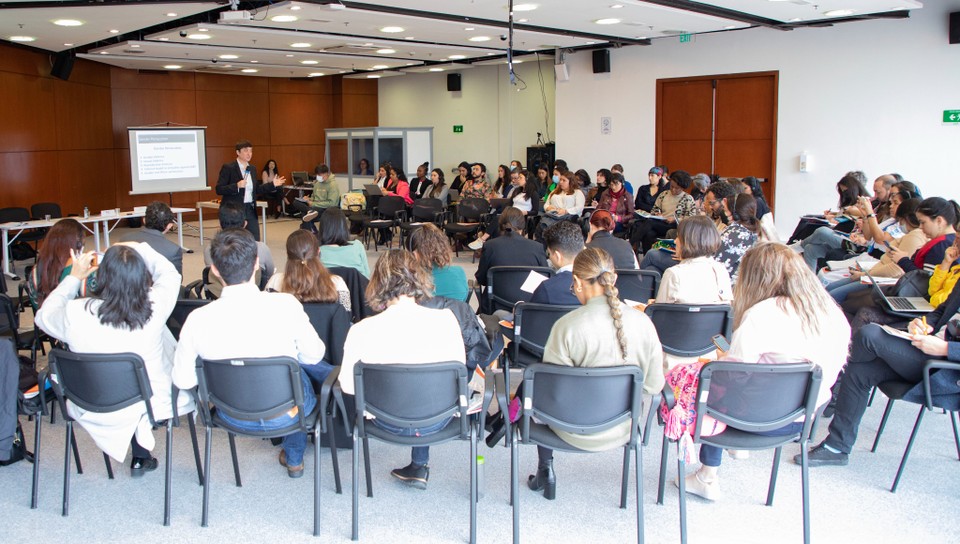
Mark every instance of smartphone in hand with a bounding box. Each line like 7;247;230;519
712;334;731;353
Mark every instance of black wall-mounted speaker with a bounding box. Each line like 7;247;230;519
950;12;960;44
447;73;462;92
592;49;610;74
51;51;75;81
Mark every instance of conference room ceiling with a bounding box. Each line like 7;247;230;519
1;0;923;79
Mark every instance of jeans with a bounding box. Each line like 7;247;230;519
825;324;928;454
699;422;804;467
826;277;870;304
640;248;680;276
218;370;317;466
801;227;843;271
371;416;452;466
290;201;327;223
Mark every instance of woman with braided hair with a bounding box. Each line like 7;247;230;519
527;247;665;500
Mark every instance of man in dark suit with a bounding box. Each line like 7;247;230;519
531;220;582;305
215;140;284;241
119;201;183;276
475;206;548;288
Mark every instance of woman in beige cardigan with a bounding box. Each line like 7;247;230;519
528;247;665;500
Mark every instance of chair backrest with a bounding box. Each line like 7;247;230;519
47;348;156;423
411;198;443;222
520;364;644;445
301;302;352;366
166;299;210;341
0;294;22;345
195;356;306;428
353;362;468;437
0;207;30;223
376;196;407;218
694;361;822;443
30;202;62;219
644;303;733;357
615;269;660;303
486;266;555;313
457;198;490;222
512;302;578;361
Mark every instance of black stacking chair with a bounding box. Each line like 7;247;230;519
362;195;407;251
483;266;554;315
644;303;733;359
195;355;340;536
511;364;647;543
0;206;45;255
615;269;661;304
444;197;490;256
657;361;822;544
869;358;960;492
398;197;446;248
166;299;210;341
351;361;478;543
45;349;202;525
0;293;40;363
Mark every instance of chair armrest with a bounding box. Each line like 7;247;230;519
660;383;676;411
478;370;497;434
34;369;50;417
331;383;351;437
170;383;182;426
923;359;960;411
319;365;343;434
642;392;661;446
185;279;203;299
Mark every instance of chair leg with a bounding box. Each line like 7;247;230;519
164;420;173;526
511;431;520;544
642;395;659;447
31;413;41;509
656;434;669;505
351;430;359;541
62;422;73;517
188;415;204;486
766;446;782;506
620;444;630;509
871;398;896;453
201;426;212;528
469;423;478;544
313;428;321;537
103;452;114;479
227;433;242;487
635;443;644;544
326;413;343;494
50;401;57;424
951;411;960;461
72;435;83;475
891;406;926;493
800;441;811;544
362;437;373;498
677;445;688;544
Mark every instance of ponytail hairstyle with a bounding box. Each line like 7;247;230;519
730;193;762;238
572;247;627;363
917;196;960;231
498;206;526;234
282;229;338;304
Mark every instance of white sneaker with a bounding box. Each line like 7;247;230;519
467;239;484;251
675;469;722;501
727;449;750;460
303;210;319;222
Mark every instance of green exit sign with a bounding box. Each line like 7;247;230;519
944;110;960;124
679;33;693;43
453;125;464;133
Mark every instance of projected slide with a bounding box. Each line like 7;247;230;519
128;127;209;195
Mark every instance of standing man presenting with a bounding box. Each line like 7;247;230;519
215;140;284;241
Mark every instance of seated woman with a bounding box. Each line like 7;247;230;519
655;216;732;305
528;247;665;499
382;166;413;206
634;166;667;214
588;168;610;205
677;242;849;500
788;173;869;244
467;169;539;250
596;174;634;233
716;193;764;284
27;218;96;310
492;164;510;199
533;164;552;200
538;169;585;236
690;173;711;211
630;170;697;254
36;242;191;475
339;249;466;489
409;162;431;200
317;208;370;278
355;158;372;176
422;168;450;204
267;229;351;311
410;223;469;302
586;210;638;270
738;176;779;241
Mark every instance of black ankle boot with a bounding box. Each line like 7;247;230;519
527;460;556;500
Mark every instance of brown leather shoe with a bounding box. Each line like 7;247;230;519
278;450;304;479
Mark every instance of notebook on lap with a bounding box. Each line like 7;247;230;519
864;270;934;313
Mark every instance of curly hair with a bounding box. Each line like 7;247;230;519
409;223;451;268
365;249;434;311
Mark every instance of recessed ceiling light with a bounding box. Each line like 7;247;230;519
367;75;381;79
285;54;294;57
518;19;528;23
586;41;596;45
514;60;524;64
513;3;538;11
166;12;178;17
198;28;209;32
63;43;74;46
300;60;319;65
404;36;416;40
109;29;120;34
219;54;239;59
824;9;854;17
290;5;301;10
223;65;232;68
610;3;624;8
53;19;84;27
377;48;396;54
724;25;737;29
788;17;803;22
486;52;495;56
406;62;415;66
372;64;388;69
594;18;621;25
363;43;374;46
10;36;36;42
99;51;109;54
187;33;211;40
158;37;169;41
469;36;492;42
272;15;298;22
380;26;404;33
164;64;182;69
429;67;444;72
309;72;324;77
241;68;258;73
465;27;475;31
290;42;311;48
251;60;259;63
449;54;466;60
130;44;140;48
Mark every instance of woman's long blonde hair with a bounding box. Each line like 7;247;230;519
572;247;627;363
732;242;836;336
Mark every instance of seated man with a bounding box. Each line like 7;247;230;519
797;283;960;467
475;207;549;313
120;201;183;276
531;220;583;306
173;228;326;478
203;201;275;296
290;164;340;225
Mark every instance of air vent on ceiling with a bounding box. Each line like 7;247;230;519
123;49;146;54
308;18;333;24
197;65;244;73
323;44;380;54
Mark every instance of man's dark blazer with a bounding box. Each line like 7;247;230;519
119;228;183;276
475;231;549;286
215;161;277;205
530;270;579;306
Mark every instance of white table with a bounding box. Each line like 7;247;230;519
96;207;194;250
196;200;268;246
1;216;104;280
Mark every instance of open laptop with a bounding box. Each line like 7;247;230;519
291;171;309;186
864;270;935;313
363;184;384;196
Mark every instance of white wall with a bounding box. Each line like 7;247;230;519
554;2;960;236
378;58;556;175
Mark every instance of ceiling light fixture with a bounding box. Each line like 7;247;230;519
372;64;388;69
99;51;108;54
130;44;140;48
724;25;737;29
198;28;209;32
518;18;528;23
469;36;491;42
53;19;84;27
290;5;302;10
219;54;239;59
824;9;854;17
513;3;538;11
465;27;475;31
448;54;466;60
380;26;404;33
10;36;36;42
290;42;311;48
367;75;381;79
164;64;182;69
404;36;416;40
251;60;259;63
166;12;178;17
271;15;298;22
242;68;258;73
285;54;294;57
610;4;624;8
109;29;119;34
309;72;324;77
594;18;621;25
300;60;319;65
63;43;74;46
429;67;444;72
158;37;169;41
377;48;396;54
187;33;211;40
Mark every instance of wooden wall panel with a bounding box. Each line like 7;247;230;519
659;142;712;177
63;58;112;88
56;149;116;215
0;73;58;152
269;94;330;145
340;93;379;127
269;145;327;175
269;77;331;95
715;141;773;179
659;80;713;141
0;151;60;208
111;68;197;91
111;89;199;148
55;81;114;150
196;90;271;148
196;72;269;93
716;77;775;141
0;44;50;77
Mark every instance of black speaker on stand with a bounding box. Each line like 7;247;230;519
526;143;555;175
51;51;75;81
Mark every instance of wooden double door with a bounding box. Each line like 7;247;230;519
656;71;778;212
